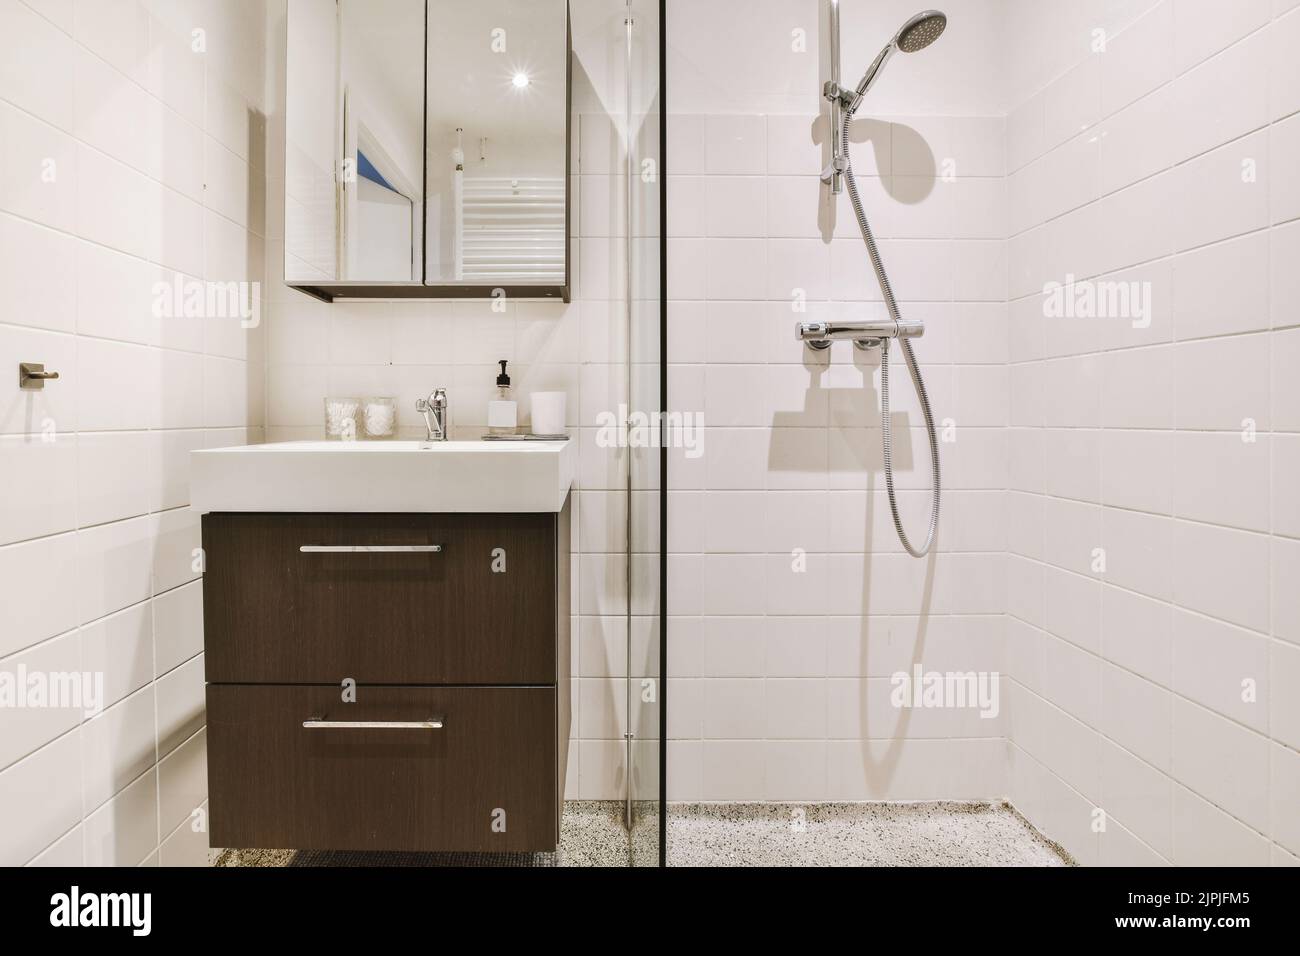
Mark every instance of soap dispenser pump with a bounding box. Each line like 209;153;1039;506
487;359;517;436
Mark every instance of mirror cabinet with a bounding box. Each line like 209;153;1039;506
285;0;570;301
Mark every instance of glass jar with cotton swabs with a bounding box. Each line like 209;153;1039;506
324;396;397;441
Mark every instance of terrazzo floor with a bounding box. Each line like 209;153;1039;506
213;802;639;868
214;800;1071;867
666;802;1071;867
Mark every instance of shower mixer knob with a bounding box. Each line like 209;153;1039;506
796;321;832;350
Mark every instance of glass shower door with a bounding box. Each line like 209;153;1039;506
624;0;664;867
568;0;663;867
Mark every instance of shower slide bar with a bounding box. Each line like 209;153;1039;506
796;317;924;350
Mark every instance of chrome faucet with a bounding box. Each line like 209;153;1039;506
415;388;448;442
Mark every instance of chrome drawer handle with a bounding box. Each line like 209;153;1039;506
302;718;445;730
299;545;443;553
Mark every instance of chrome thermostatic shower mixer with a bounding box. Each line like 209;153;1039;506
796;317;925;350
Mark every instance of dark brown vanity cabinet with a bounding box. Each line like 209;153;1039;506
201;500;571;853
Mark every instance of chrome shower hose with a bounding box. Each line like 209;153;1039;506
841;112;940;558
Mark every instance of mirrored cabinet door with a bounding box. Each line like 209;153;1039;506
285;0;426;287
285;0;569;300
424;0;569;294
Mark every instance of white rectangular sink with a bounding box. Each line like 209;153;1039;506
191;440;575;514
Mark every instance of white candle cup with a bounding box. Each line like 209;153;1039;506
530;391;566;437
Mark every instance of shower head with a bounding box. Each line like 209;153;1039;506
844;9;947;113
895;10;947;52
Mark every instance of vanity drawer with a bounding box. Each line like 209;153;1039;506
207;684;559;853
202;512;558;684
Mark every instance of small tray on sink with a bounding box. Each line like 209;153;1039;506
481;434;569;441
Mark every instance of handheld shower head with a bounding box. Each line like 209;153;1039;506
895;10;947;52
845;9;947;113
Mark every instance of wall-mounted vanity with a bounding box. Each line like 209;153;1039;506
285;0;571;302
195;440;576;853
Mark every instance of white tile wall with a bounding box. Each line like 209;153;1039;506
1003;0;1300;866
0;0;265;866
